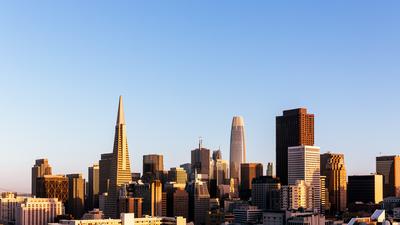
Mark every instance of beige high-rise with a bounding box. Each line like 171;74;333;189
105;96;132;218
230;116;246;183
31;159;52;196
320;152;347;212
376;155;400;197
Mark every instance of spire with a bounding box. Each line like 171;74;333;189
116;95;125;125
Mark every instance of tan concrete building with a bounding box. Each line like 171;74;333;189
105;96;133;218
31;159;52;196
0;193;25;224
168;167;187;185
66;174;85;219
320;152;347;212
36;175;69;204
15;197;63;225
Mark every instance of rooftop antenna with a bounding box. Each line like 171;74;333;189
198;136;203;150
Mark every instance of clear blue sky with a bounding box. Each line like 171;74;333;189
0;1;399;193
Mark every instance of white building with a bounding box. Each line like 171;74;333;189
15;197;63;225
51;214;186;225
0;192;26;224
288;145;321;213
281;180;313;211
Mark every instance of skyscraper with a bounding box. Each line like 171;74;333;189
88;163;100;210
105;96;132;218
240;163;263;192
36;175;69;205
151;180;163;217
31;159;52;196
276;108;314;185
99;153;113;195
251;176;281;210
376;155;400;197
320;152;347;212
288;145;320;213
191;140;210;178
230;116;246;183
66;173;85;219
168;167;188;185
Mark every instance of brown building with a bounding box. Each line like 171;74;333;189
191;141;210;178
31;159;52;196
119;197;143;218
166;183;189;219
348;174;383;204
320;152;347;212
142;154;164;183
151;180;163;217
36;175;69;204
99;153;113;195
240;163;263;200
66;174;85;219
376;155;400;197
276;108;314;185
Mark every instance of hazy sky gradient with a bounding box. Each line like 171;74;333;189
0;1;399;193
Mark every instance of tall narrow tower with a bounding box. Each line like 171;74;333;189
105;96;132;218
230;116;246;183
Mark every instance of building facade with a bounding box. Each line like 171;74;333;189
15;198;63;225
347;174;383;204
31;159;52;196
288;145;321;213
251;176;281;210
66;173;85;219
36;175;69;204
276;108;314;185
88;163;100;210
105;96;133;218
320;152;347;212
230;116;246;183
376;155;400;198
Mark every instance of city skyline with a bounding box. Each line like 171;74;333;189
1;1;400;193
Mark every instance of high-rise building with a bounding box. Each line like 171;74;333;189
347;174;383;205
66;173;85;219
187;176;210;225
281;180;313;211
143;154;164;182
36;175;69;205
276;108;314;185
251;176;281;210
180;163;192;180
376;155;400;197
105;96;133;218
168;167;188;185
151;180;163;217
230;116;246;183
320;175;330;212
191;140;210;178
15;198;63;225
212;150;222;161
320;152;347;212
266;162;274;177
31;159;52;196
240;163;263;200
210;150;229;186
99;153;113;195
88;163;100;210
288;145;320;213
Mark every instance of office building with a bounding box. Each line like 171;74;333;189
210;158;228;186
266;162;274;177
15;198;63;225
36;175;69;204
230;116;246;183
88;163;100;210
187;176;210;225
143;154;164;182
66;174;85;219
376;155;400;197
276;108;314;185
0;193;25;224
251;176;281;210
168;167;187;185
99;153;113;195
320;175;329;212
233;205;263;225
288;145;320;212
240;163;263;200
281;180;313;211
31;159;52;196
105;96;133;218
348;174;383;204
165;183;188;219
320;152;347;212
191;140;210;178
180;163;191;180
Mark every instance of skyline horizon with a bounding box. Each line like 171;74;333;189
0;95;390;193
